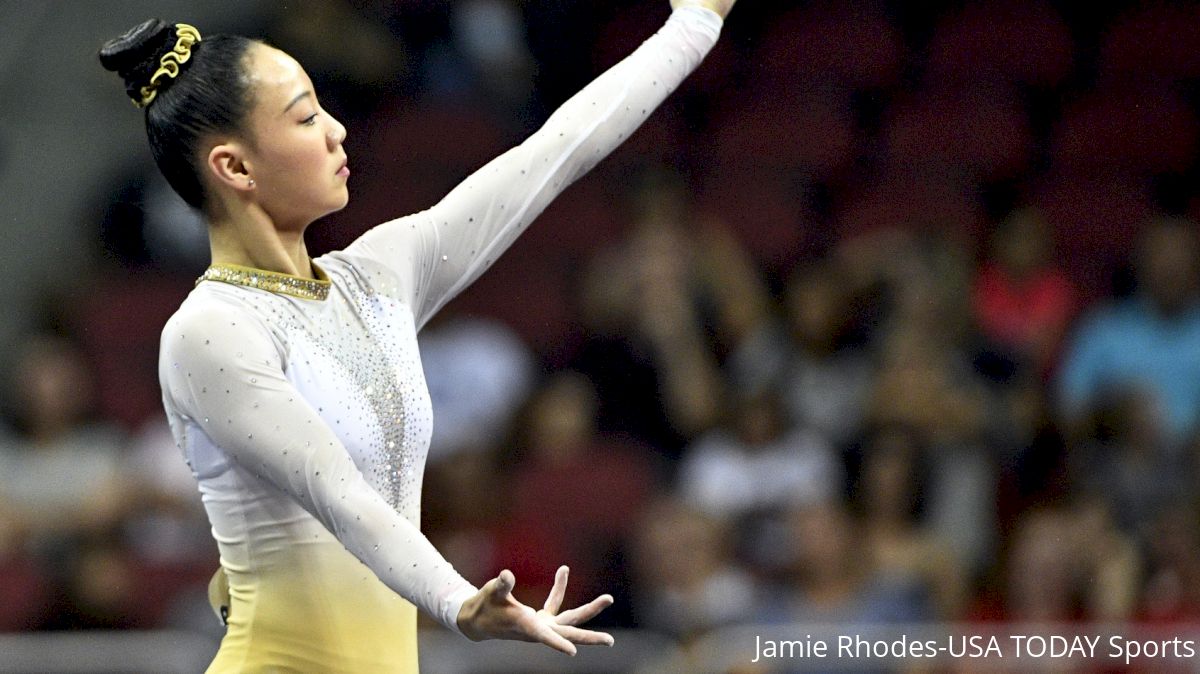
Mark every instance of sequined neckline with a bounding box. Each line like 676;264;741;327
197;261;331;301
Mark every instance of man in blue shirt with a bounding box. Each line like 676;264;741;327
1058;217;1200;450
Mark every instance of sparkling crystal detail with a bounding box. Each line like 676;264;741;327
196;261;332;301
262;261;427;513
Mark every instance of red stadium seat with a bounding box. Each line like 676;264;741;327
880;84;1032;181
834;168;986;242
1032;171;1155;300
363;103;511;173
446;242;575;354
1049;86;1199;175
124;558;217;627
697;168;812;272
0;557;49;631
1099;4;1200;83
522;173;627;258
758;2;904;92
712;89;857;179
75;277;193;430
924;0;1074;88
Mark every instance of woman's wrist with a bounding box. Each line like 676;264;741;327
456;595;483;641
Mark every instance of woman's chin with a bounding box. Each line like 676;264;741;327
299;189;350;224
323;193;351;216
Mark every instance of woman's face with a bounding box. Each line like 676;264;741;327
238;43;349;229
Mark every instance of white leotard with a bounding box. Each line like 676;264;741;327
157;8;722;671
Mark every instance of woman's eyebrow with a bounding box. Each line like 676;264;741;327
283;90;311;114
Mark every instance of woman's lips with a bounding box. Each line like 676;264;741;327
337;164;350;178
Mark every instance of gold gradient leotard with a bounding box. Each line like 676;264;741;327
158;7;722;672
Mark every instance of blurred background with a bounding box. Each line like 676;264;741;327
3;0;1200;671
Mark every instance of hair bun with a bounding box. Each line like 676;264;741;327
98;19;176;101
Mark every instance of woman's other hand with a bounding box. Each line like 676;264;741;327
456;566;615;655
670;0;736;19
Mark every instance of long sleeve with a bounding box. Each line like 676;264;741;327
160;301;477;635
337;6;723;329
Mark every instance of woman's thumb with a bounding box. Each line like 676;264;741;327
490;569;515;598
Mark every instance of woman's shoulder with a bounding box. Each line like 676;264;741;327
316;248;404;301
160;283;276;347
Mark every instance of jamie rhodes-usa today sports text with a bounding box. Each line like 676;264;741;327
752;630;1196;666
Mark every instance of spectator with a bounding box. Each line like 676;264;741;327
0;334;129;556
853;424;968;619
572;170;728;456
975;504;1139;622
677;390;839;519
630;497;755;640
23;1;1200;661
775;260;875;449
0;334;138;631
32;534;145;630
1139;501;1200;624
972;206;1077;377
867;320;997;574
759;500;930;627
1059;216;1200;449
691;214;779;400
1067;390;1189;543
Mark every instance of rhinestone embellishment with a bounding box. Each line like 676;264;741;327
197;262;331;301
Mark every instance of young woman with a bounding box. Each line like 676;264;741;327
99;1;735;671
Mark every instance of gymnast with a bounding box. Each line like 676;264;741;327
98;1;734;670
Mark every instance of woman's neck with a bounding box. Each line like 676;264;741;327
208;206;313;279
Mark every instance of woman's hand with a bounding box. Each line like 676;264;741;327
456;566;615;656
670;0;737;19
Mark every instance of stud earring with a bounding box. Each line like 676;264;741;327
248;178;255;188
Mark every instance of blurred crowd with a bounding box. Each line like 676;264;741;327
5;0;1200;665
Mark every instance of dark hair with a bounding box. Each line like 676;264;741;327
99;19;257;210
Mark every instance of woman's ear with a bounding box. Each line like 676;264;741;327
207;142;255;193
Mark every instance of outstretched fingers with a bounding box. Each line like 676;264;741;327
552;623;615;647
543;565;569;615
554;594;615;626
532;617;578;656
481;568;616;656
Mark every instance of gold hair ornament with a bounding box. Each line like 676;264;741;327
134;23;202;108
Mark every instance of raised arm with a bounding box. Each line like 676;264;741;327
339;5;724;329
160;302;476;634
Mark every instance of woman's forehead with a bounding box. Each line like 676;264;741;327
246;44;312;109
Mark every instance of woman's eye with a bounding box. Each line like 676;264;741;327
302;113;318;126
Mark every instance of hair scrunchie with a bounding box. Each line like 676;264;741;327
134;23;202;108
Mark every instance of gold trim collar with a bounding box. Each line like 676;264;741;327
197;261;331;301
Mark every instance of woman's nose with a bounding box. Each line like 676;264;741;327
328;116;347;148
